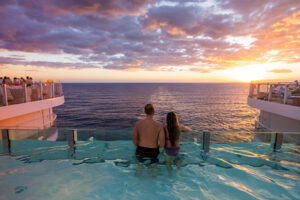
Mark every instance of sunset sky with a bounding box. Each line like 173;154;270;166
0;0;299;82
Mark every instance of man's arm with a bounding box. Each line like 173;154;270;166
132;125;138;146
158;125;165;148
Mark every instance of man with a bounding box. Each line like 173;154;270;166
132;104;165;164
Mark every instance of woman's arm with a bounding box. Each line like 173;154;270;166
180;124;191;132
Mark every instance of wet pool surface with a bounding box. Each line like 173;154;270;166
0;141;300;200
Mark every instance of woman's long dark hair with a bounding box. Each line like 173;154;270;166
166;112;180;147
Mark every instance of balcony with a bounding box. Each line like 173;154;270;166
248;81;300;107
0;82;63;107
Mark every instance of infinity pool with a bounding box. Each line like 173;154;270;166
0;140;300;200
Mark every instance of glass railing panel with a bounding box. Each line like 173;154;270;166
0;86;5;106
6;129;68;162
7;85;26;105
194;131;300;170
25;86;32;102
30;83;42;102
41;83;50;99
54;83;63;97
76;128;132;141
254;132;300;165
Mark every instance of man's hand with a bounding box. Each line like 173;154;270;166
132;125;138;146
158;125;165;148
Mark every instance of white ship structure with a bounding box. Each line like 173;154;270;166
0;81;64;139
247;81;300;132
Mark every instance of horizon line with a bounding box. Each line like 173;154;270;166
58;81;249;84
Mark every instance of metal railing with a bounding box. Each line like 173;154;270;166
248;81;300;106
0;82;63;107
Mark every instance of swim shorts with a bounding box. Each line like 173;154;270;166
135;146;159;164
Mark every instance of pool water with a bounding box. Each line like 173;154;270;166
0;141;300;200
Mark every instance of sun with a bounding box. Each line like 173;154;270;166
229;65;266;82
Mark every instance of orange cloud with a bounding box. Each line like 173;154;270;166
267;69;292;73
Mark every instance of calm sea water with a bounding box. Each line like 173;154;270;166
54;83;258;139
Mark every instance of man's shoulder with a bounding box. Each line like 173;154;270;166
135;119;145;126
153;120;163;127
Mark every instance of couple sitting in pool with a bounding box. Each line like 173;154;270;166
132;104;191;172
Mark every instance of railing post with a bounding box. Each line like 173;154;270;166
271;133;283;152
24;83;28;102
256;84;260;99
68;129;77;158
3;84;8;106
52;83;55;98
60;83;63;96
249;84;254;98
40;82;43;100
202;132;210;153
2;129;11;154
283;84;288;104
268;84;273;101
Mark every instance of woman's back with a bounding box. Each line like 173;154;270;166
164;125;180;148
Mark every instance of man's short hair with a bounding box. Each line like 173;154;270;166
144;104;155;115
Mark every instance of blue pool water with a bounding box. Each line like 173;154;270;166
1;140;300;200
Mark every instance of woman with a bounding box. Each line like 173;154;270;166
164;111;191;175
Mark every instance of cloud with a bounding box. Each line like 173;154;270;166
0;56;102;69
18;0;155;17
267;69;292;73
140;4;237;38
24;69;42;72
0;0;299;73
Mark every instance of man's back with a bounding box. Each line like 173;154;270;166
134;118;163;148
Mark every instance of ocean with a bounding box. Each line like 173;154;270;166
53;83;259;141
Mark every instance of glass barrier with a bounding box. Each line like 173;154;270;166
54;82;63;97
1;129;299;164
0;82;63;107
0;129;299;170
7;85;26;105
